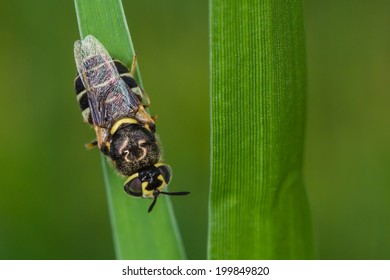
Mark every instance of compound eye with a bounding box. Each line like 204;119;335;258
158;165;172;185
124;176;143;197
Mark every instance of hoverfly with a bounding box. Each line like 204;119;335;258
73;35;189;212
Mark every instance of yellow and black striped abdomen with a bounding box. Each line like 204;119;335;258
74;60;145;125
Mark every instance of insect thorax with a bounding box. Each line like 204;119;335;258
108;124;160;176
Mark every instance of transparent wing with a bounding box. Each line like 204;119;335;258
74;35;116;86
89;79;140;126
74;35;140;127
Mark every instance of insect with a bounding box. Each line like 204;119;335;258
73;35;189;212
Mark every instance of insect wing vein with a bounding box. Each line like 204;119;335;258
74;35;140;127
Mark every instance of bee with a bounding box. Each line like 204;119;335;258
73;35;189;212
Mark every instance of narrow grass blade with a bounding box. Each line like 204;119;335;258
208;0;315;259
74;0;186;259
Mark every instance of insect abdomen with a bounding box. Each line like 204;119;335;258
74;60;142;124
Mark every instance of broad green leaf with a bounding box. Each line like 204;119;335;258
74;0;186;259
208;0;315;259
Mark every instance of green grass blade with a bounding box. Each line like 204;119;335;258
74;0;186;259
208;0;315;259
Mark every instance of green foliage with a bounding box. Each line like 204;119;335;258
74;0;186;259
208;0;315;259
2;0;390;261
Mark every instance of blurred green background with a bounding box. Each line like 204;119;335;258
0;0;389;259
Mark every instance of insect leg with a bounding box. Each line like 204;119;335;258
130;52;137;77
85;140;98;150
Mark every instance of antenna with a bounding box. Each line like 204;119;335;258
148;191;190;213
